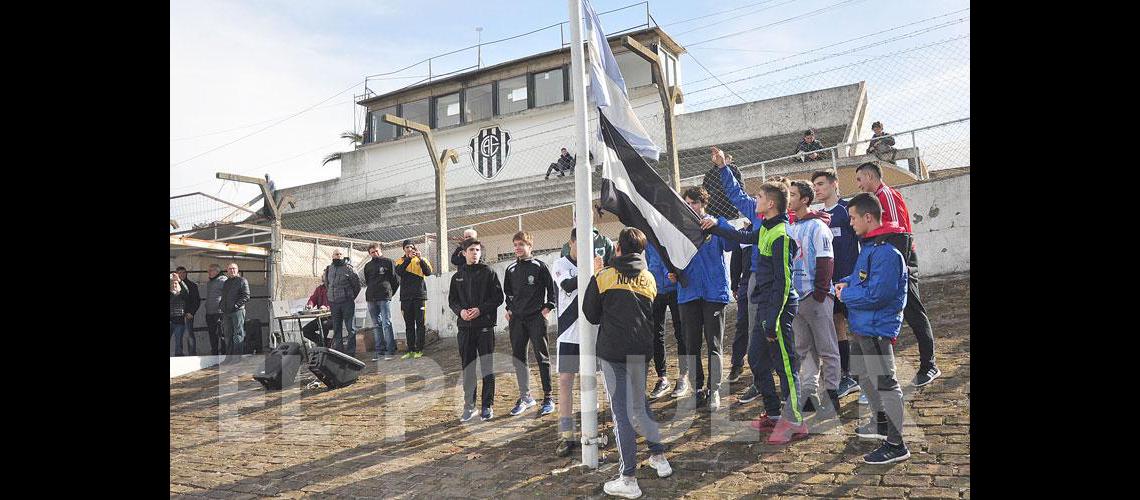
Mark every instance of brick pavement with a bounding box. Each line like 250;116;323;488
171;273;969;498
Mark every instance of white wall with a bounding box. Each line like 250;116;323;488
895;172;970;276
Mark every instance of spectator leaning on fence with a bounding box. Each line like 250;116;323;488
324;249;363;355
203;264;228;356
364;243;400;360
835;192;911;465
545;147;576;180
170;273;190;356
796;129;825;162
175;266;201;356
449;238;504;423
220;262;250;360
866;121;896;155
395;240;433;359
450;228;480;270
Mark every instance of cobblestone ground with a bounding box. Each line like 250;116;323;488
171;273;969;499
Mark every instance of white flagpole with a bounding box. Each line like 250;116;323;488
567;0;599;469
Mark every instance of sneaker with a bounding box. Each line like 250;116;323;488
727;365;743;383
858;393;869;405
539;397;555;416
695;389;709;408
603;475;642;499
480;407;494;421
556;439;579;457
671;379;690;398
767;418;809;445
371;355;380;362
460;405;477;422
855;418;889;440
912;365;941;387
510;396;537;416
413;351;424;359
646;454;673;478
737;384;763;404
401;352;414;360
863;441;911;464
709;390;721;411
649;378;671;399
837;376;860;398
749;414;779;431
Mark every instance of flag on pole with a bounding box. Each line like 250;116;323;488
597;111;705;272
582;0;659;161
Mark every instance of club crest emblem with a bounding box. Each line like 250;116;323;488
470;126;512;180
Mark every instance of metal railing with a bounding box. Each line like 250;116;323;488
740;117;970;181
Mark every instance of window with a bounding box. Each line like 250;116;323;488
497;75;528;115
465;83;493;123
434;92;461;128
366;106;397;143
614;51;652;88
533;67;566;107
665;52;678;88
399;99;429;134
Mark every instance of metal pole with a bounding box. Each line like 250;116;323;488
568;0;599;469
517;214;522;232
761;161;767;182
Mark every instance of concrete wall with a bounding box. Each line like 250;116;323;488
674;82;866;151
893;172;970;277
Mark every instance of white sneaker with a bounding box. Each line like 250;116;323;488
858;393;869;405
647;454;673;478
709;390;721;411
603;475;642;498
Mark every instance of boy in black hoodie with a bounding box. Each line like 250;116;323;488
449;239;504;422
583;227;673;499
504;231;558;417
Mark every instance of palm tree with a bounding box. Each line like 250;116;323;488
323;130;363;167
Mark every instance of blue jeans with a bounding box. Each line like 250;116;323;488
368;300;396;354
331;301;356;354
224;309;246;355
599;357;665;477
170;319;186;356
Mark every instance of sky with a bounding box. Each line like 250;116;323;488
170;0;970;203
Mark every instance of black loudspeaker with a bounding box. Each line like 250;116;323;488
307;347;366;389
253;342;302;390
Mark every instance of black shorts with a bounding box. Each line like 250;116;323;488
557;342;580;374
833;299;848;318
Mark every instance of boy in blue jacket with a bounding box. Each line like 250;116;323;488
835;193;910;464
703;179;806;445
676;186;733;411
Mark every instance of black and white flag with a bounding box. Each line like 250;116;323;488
598;112;705;273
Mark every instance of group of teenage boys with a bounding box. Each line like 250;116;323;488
444;150;939;497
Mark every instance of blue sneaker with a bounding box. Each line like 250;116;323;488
539;397;555;416
837;376;860;398
858;393;869;405
481;407;493;421
510;396;537;416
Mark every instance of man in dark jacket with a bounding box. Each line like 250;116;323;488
170;273;190;356
449;238;505;422
504;231;558;417
203;264;228;355
395;240;433;359
175;266;201;355
796;129;826;162
545;147;576;179
220;262;251;358
364;243;400;360
450;229;480;270
324;249;363;355
866;121;896;155
560;227;614;266
583;227;672;498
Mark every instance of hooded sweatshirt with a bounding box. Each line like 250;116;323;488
583;252;658;363
787;210;835;301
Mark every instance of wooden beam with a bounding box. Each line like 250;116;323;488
215;172;266;186
381;114;430;135
170;235;269;256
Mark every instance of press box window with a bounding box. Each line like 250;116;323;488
366;106;397;143
533;67;566;107
464;83;493;123
434;92;461;128
399;99;429;134
497;75;528;115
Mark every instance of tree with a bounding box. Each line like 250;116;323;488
322;131;363;167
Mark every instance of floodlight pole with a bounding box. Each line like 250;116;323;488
622;35;683;189
380;114;459;276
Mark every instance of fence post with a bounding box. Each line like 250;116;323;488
313;238;319;276
911;131;921;178
517;214;522;232
761;161;767;182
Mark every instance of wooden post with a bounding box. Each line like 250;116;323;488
622;36;682;189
